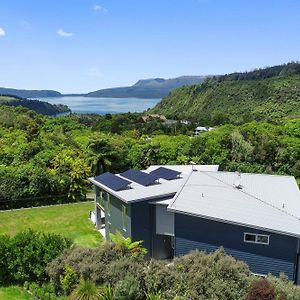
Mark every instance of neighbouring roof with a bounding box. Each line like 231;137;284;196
89;165;219;203
168;171;300;238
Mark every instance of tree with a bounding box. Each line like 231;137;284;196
109;231;147;257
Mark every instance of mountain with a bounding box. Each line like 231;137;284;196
150;63;300;125
86;76;208;98
0;95;70;115
0;87;62;98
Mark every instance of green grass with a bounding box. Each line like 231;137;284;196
0;202;102;247
0;286;31;300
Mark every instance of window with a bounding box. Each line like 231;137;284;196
96;190;104;207
122;205;127;231
99;191;104;208
107;221;111;236
244;233;269;245
107;193;111;216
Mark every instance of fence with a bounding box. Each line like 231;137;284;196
0;193;87;210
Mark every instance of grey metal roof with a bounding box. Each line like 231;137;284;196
89;165;219;203
168;171;300;237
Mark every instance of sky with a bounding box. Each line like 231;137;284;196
0;0;300;93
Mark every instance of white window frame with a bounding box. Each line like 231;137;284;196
244;232;270;245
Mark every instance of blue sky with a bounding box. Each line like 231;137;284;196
0;0;299;93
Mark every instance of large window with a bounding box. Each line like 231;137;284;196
96;190;104;208
106;193;111;216
122;205;127;231
244;233;269;245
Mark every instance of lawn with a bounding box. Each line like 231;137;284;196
0;286;31;300
0;202;102;247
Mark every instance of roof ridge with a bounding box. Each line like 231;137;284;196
168;170;194;209
202;171;300;222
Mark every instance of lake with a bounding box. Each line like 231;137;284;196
36;96;161;115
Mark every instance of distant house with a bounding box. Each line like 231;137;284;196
193;126;214;135
89;165;300;284
180;120;191;125
139;114;167;123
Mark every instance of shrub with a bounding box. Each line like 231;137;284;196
47;243;132;292
144;260;176;298
267;275;300;300
25;282;59;300
70;280;102;300
60;265;79;295
172;248;251;299
0;235;11;284
0;229;72;285
104;256;146;286
114;275;143;300
99;284;114;300
246;278;275;300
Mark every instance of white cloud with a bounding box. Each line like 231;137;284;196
57;29;73;37
0;27;6;37
94;4;108;13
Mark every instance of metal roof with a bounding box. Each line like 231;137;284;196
168;171;300;237
89;165;219;203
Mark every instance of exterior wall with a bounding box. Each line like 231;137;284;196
175;213;298;280
103;192;131;239
131;201;153;255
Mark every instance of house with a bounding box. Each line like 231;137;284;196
139;114;167;123
193;126;214;135
89;165;300;284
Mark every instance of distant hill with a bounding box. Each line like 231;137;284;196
86;76;208;98
150;63;300;125
0;87;62;98
0;95;70;115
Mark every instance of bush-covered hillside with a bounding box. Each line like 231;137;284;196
0;95;70;115
0;105;299;209
150;63;300;125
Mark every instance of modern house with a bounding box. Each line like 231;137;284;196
193;126;213;135
89;165;300;284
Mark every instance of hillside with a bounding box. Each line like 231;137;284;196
0;95;70;115
150;63;300;125
86;76;208;98
0;87;62;98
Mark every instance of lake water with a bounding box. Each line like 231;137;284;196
36;96;161;115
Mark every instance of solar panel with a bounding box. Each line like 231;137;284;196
94;172;131;191
120;169;158;186
150;167;181;180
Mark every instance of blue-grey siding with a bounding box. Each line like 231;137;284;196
104;193;131;239
175;213;298;280
131;201;153;255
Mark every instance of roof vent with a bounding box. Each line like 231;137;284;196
190;161;198;172
233;173;242;189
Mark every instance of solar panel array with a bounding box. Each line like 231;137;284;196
94;172;131;191
150;167;181;180
120;169;158;186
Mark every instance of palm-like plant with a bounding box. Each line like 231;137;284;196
109;231;147;257
70;280;102;300
145;291;162;300
99;284;114;300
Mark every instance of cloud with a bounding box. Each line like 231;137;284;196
0;27;6;37
94;5;108;13
57;29;73;37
